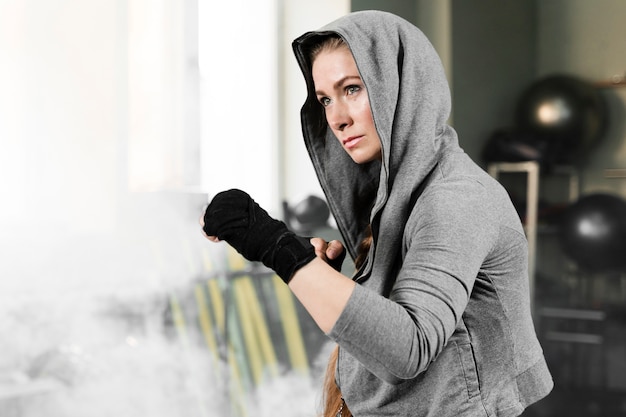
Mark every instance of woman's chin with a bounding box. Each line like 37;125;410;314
348;150;381;165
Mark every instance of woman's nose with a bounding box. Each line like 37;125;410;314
327;103;351;131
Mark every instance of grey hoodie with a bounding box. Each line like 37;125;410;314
293;10;552;417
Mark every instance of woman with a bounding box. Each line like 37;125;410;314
202;10;553;416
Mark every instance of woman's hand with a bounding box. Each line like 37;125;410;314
310;237;346;272
199;189;316;283
199;215;220;242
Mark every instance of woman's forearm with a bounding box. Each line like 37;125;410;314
288;257;356;334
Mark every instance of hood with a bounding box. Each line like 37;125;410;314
292;10;461;274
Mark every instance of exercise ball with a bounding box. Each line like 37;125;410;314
291;195;330;230
516;74;607;165
558;193;626;272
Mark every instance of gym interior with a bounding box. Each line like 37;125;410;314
1;1;625;416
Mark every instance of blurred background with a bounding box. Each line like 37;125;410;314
0;0;625;416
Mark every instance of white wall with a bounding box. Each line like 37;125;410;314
0;1;214;415
0;0;121;238
198;0;279;211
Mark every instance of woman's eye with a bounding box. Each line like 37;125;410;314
346;85;361;95
319;97;331;106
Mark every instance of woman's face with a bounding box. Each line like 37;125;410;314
312;46;382;164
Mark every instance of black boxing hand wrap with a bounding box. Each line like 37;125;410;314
203;189;316;283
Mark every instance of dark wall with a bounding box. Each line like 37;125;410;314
351;0;416;18
451;0;536;166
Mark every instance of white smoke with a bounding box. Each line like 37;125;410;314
0;193;326;417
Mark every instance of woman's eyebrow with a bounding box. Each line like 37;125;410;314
315;75;362;96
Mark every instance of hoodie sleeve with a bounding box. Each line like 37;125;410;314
327;181;521;384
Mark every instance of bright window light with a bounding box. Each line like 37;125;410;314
198;0;278;211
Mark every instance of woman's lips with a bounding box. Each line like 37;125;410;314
343;135;363;149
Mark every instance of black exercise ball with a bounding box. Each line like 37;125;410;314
291;195;330;230
558;193;626;272
516;74;607;165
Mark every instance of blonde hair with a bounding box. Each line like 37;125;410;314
309;34;347;63
321;346;348;417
